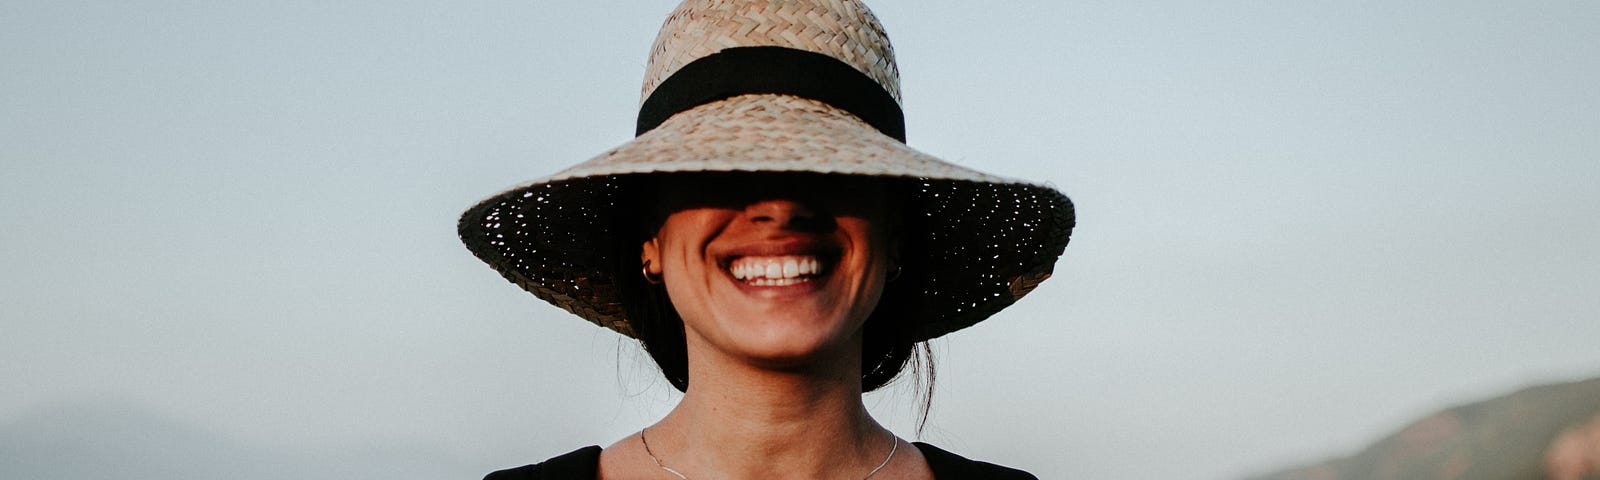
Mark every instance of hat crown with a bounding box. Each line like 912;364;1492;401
642;0;902;106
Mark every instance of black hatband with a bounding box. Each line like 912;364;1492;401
636;46;905;142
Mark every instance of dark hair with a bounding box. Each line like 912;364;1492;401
610;173;935;401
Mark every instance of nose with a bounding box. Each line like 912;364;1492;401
745;198;821;230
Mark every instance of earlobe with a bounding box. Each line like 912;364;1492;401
640;239;662;274
640;239;664;285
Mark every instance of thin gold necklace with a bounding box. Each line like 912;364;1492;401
639;427;899;479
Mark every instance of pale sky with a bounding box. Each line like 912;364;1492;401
3;1;1597;479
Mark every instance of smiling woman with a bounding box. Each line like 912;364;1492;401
457;1;1073;478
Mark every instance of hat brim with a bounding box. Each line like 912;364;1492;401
460;94;1074;340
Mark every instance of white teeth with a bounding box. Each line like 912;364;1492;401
748;277;806;287
728;255;824;282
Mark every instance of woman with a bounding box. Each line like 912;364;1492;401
459;1;1074;478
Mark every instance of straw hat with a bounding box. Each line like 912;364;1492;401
459;0;1075;341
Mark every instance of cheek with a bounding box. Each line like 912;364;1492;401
654;210;721;264
845;218;894;268
841;218;895;313
652;210;726;313
657;238;712;300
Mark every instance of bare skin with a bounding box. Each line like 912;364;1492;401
595;353;933;479
599;175;933;479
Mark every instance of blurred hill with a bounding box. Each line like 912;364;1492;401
1246;376;1600;480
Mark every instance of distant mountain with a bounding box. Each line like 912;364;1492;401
1246;376;1600;480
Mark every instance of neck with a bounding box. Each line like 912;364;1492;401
646;340;892;479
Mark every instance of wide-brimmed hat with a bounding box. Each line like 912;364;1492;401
459;0;1074;341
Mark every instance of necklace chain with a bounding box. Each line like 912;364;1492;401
639;427;899;479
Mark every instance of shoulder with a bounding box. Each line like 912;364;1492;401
912;442;1038;480
482;446;602;480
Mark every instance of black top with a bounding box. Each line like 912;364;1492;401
484;442;1037;479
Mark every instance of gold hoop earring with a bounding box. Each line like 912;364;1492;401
641;260;663;285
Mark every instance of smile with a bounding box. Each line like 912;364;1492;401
727;255;825;287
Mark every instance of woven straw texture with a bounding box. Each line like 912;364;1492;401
459;0;1075;340
643;0;901;105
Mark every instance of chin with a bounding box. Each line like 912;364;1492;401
744;334;853;369
707;310;863;370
